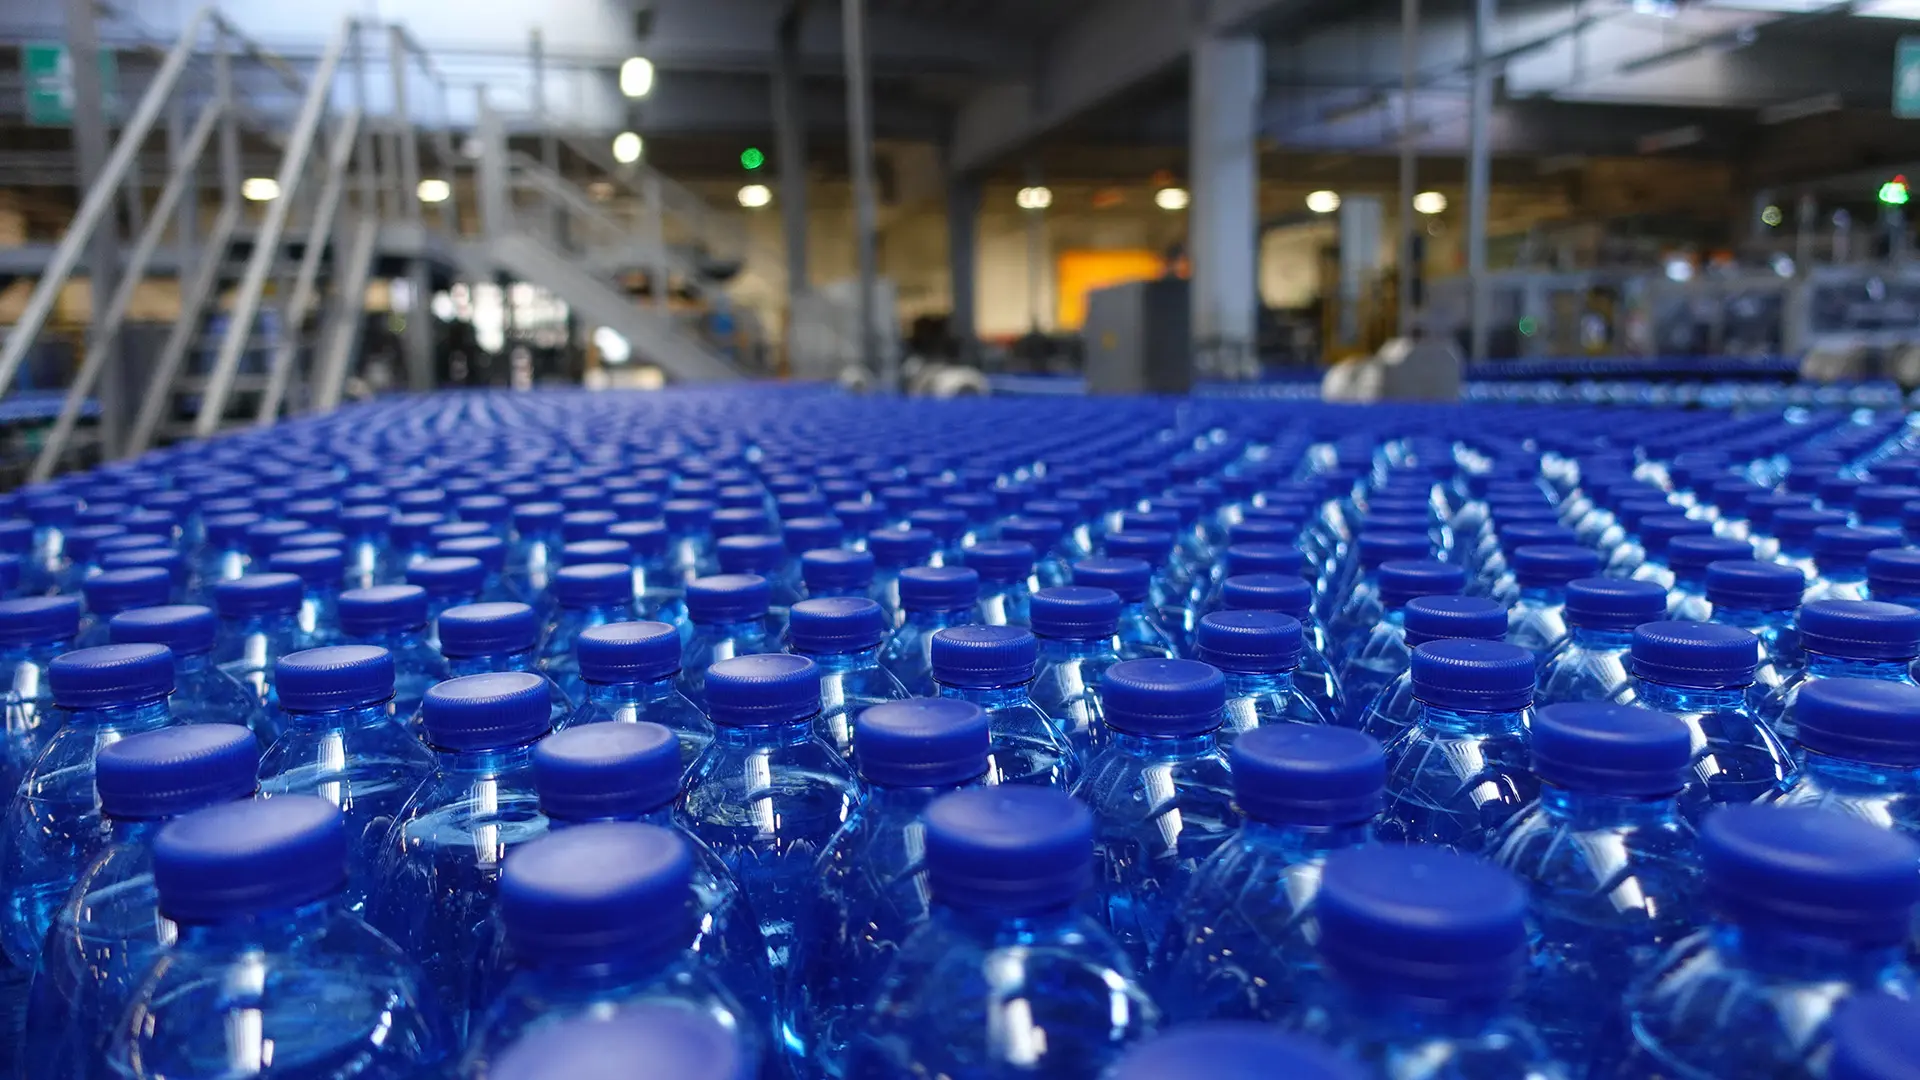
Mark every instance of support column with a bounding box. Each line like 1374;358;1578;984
1397;0;1421;337
1189;34;1264;382
67;0;124;458
1465;0;1496;364
772;13;810;370
841;0;887;389
393;26;432;391
946;174;981;361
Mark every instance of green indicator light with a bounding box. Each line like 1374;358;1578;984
1881;177;1910;206
1518;316;1538;337
741;147;765;170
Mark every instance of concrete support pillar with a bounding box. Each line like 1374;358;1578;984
1189;33;1264;382
946;174;981;360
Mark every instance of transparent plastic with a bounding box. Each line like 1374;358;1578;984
1379;701;1538;852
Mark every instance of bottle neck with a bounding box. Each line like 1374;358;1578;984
796;644;883;671
1222;669;1296;697
1710;605;1780;631
1537;783;1684;829
1568;625;1635;649
448;646;539;675
175;893;345;950
710;717;818;748
1805;651;1912;680
1413;700;1527;735
1712;922;1909;982
1632;679;1749;712
104;816;168;846
432;739;541;775
1035;635;1114;662
690;617;766;640
557;601;627;623
174;651;215;676
1816;561;1867;584
63;696;172;731
515;936;689;985
584;674;679;707
937;682;1034;710
902;607;968;628
1108;728;1219;759
281;699;396;732
1326;980;1513;1032
934;901;1082;943
1240;818;1373;857
1800;750;1920;787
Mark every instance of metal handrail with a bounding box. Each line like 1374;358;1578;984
192;16;351;437
256;108;363;424
0;4;215;401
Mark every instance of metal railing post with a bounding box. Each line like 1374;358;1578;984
256;109;361;424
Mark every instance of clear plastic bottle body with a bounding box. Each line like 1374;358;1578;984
1507;586;1573;665
804;646;912;760
1220;670;1332;748
539;600;634;702
1379;701;1538;852
1114;601;1178;660
1759;652;1919;748
1336;610;1411;726
441;649;575;732
1302;985;1565;1080
678;618;773;710
1489;787;1701;1067
1710;605;1803;706
339;628;448;722
556;675;715;773
935;682;1078;790
213;613;304;721
1157;819;1372;1023
0;636;71;800
845;904;1159;1079
1028;637;1120;758
1626;679;1796;816
1536;628;1637;708
1075;730;1238;973
877;608;974;697
1767;752;1920;836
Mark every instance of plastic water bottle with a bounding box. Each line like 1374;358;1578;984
1627;621;1795;815
1704;559;1806;700
459;824;767;1074
717;535;802;641
846;787;1158;1077
964;540;1035;627
194;511;258;589
1002;514;1074;589
105;796;450;1078
336;504;388;590
488;1004;752;1080
1158;725;1381;1023
1774;506;1851;579
407;555;487;640
679;574;774;710
1300;845;1560;1077
1323;532;1432;647
664;498;721;580
106;604;258;733
75;567;171;649
877;566;979;696
867;526;935;619
1104;528;1183;629
1827;994;1920;1080
1867;547;1920;607
1196;610;1333;742
1496;545;1595;664
210;572;306;712
1627;514;1716;589
1379;638;1539;851
1619;804;1920;1076
0;596;79;800
335;584;449;719
539;563;636;700
436;534;516;602
1489;703;1701;1068
373;671;553;1041
557;621;713;769
268;546;352;647
1768;679;1920;836
1535;577;1669;708
0;643;174;971
808;698;992;1073
257;645;432;913
530;722;772;1022
1220;572;1347;723
1025;586;1123;753
679;653;862;1060
1476;522;1580;603
18;724;256;1080
803;548;876;605
436;602;574;729
1076;658;1238;972
1353;595;1505;744
1336;559;1468;717
931;625;1078;788
1804;526;1906;604
1073;555;1178;659
1758;600;1920;747
788;596;910;759
504;501;563;599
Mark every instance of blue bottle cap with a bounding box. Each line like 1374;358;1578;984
1564;577;1668;631
710;508;769;540
1855;485;1920;523
390;511;448;547
1775;507;1850;546
931;624;1036;688
1195;610;1302;673
1316;845;1528;1003
243;519;312;558
898;566;980;613
606;521;668;559
1497;523;1579;550
406;555;485;599
266;546;345;588
1029;586;1121;640
0;595;81;645
577;621;680;683
501;822;694;961
456;494;512;524
1664;535;1753;573
423;671;552;750
1638;514;1714;558
1071;557;1148;603
1224;543;1304;577
49;642;173;708
0;519;32;555
275;645;394;712
154;796;348;922
998;515;1065;549
1829;995;1920;1080
1109;1024;1365;1080
337;585;430;636
438;535;509;573
553;563;632;610
1507;545;1601;589
81;566;172;616
562;539;633;567
491;1005;752;1080
560;511;617;543
341;507;393;537
1101;658;1226;737
1702;804;1920;946
833;500;882;536
1230;724;1383;826
96;723;257;820
1799;600;1920;661
1530;702;1691;796
1228;519;1300;547
1104;529;1173;563
1794;678;1920;767
110;604;216;656
513;501;565;533
924;787;1092;915
789;597;887;654
1410;638;1534;712
1820;476;1867;509
908;508;968;545
801;548;874;592
855;698;991;787
1630;619;1759;688
705;653;820;726
1221;573;1312;616
63;523;128;561
662;498;716;532
966;541;1037;585
610;491;665;522
868;526;936;569
782;517;844;555
685;574;771;624
1814;526;1906;568
1356;530;1430;568
534;722;681;821
100;546;186;585
1376;559;1467;607
1704;560;1803;611
438;602;541;657
716;535;783;576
